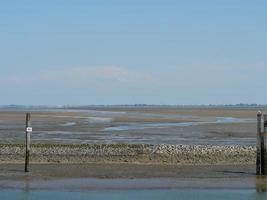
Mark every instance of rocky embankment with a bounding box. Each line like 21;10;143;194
0;144;256;165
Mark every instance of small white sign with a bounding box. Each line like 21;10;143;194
26;127;32;132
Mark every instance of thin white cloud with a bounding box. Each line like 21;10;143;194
0;66;156;88
42;66;155;86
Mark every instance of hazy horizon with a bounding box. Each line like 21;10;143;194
0;103;265;108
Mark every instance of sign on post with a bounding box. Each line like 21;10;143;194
26;127;32;132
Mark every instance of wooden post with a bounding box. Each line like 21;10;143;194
257;111;262;175
25;113;32;172
262;115;267;175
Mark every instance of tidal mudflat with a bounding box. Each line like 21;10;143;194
0;106;266;199
0;106;260;145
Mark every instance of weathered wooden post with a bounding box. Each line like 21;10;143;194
257;111;262;175
25;113;32;172
262;115;267;175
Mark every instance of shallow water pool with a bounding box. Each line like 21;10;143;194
1;189;267;200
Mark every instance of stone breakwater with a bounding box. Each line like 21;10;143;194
0;144;256;165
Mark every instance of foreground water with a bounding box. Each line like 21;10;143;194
1;178;267;200
1;189;267;200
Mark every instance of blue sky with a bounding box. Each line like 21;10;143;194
0;0;267;105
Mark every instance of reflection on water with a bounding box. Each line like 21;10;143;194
21;181;30;200
0;176;267;200
256;176;267;193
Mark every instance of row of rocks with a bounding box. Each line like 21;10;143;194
0;144;256;165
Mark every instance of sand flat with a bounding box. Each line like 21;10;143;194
0;107;260;145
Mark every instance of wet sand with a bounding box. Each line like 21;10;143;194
0;107;262;145
0;163;256;180
0;163;267;191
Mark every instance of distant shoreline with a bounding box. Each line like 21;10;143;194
1;104;267;110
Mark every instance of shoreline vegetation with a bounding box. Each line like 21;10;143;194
0;144;255;165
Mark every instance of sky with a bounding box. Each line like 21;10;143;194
0;0;267;105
